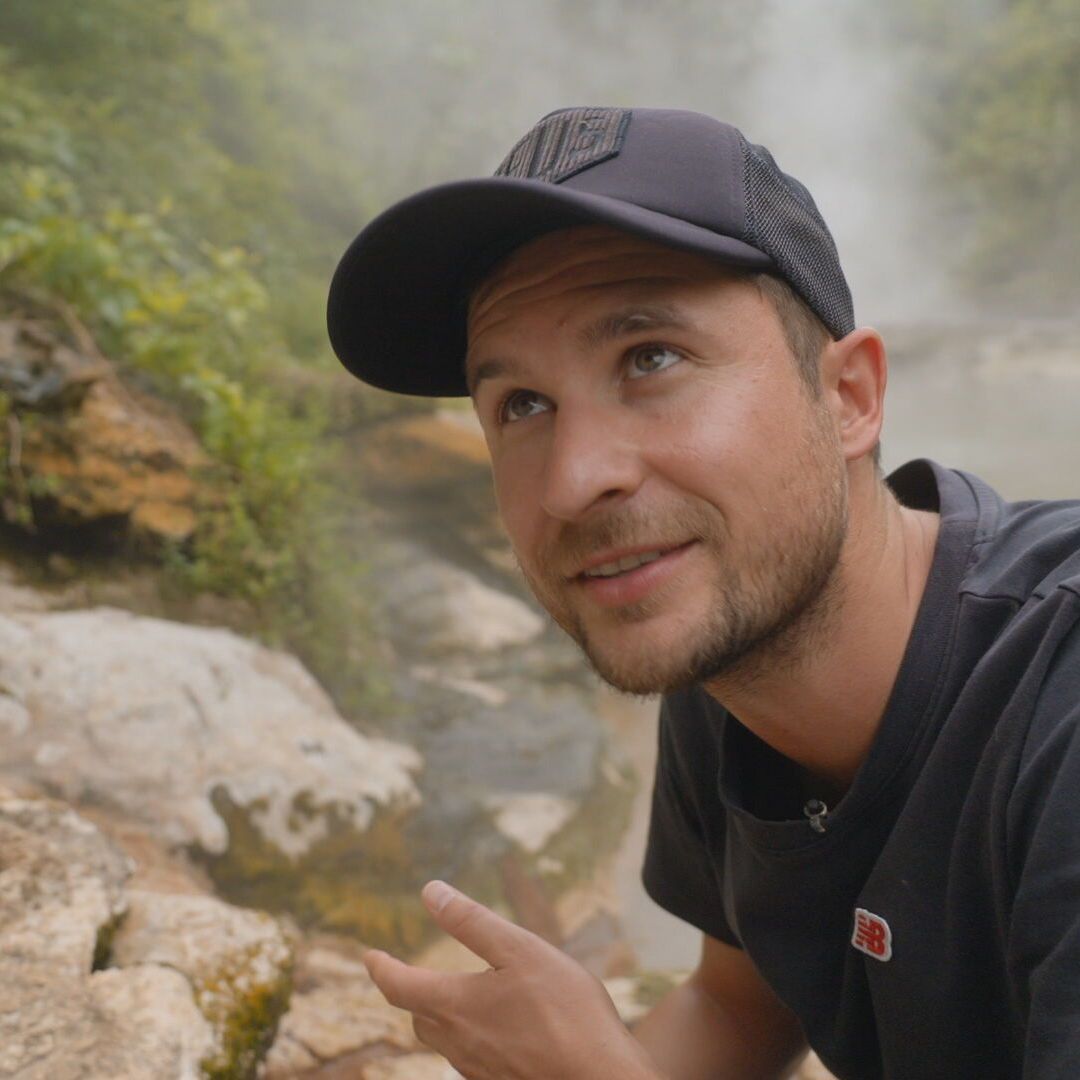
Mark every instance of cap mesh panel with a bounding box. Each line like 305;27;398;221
741;135;854;338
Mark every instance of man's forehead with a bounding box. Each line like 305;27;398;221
467;224;737;333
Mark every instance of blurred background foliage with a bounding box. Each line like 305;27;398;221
886;0;1080;309
0;0;1075;722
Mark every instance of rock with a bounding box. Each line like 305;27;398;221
483;792;578;854
0;606;421;860
89;966;218;1079
261;936;421;1079
0;795;130;976
361;1055;463;1080
0;314;206;542
0;791;296;1079
0;793;217;1079
111;890;293;1079
376;540;544;655
0;316;109;408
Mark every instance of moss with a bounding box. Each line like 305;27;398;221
196;789;521;956
91;907;126;972
631;971;680;1010
195;944;293;1080
195;790;440;952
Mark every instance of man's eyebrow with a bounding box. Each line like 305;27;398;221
466;304;696;396
466;355;522;397
577;303;696;349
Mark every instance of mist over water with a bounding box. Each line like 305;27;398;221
317;1;969;325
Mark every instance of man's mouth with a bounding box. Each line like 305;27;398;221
577;542;693;580
582;549;670;578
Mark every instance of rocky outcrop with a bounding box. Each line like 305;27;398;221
0;790;291;1079
262;937;422;1077
112;891;292;1079
0;606;421;859
0;604;423;948
0;312;205;541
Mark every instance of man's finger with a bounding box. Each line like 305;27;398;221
421;879;535;969
362;948;456;1017
412;1012;448;1054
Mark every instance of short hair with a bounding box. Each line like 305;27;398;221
754;272;882;469
754;272;830;395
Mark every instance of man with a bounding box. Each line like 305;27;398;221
327;108;1080;1078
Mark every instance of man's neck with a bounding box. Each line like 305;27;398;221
703;473;940;800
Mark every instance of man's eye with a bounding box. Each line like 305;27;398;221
500;389;551;424
627;345;683;379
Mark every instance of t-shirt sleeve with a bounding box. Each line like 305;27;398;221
641;691;741;947
1007;614;1080;1075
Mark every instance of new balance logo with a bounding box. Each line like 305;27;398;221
852;907;893;961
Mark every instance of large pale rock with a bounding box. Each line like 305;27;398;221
0;315;206;541
0;606;421;859
0;794;217;1079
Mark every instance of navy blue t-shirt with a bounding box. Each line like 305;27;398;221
642;460;1080;1079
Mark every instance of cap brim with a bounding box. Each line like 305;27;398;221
327;176;772;397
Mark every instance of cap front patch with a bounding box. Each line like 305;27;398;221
495;107;631;184
852;907;893;961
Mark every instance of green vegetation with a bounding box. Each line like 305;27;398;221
0;3;413;718
195;943;293;1080
888;0;1080;310
199;790;440;952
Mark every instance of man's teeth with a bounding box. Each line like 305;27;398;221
585;550;666;578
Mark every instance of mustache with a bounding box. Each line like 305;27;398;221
538;501;726;577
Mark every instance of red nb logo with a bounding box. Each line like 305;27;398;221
852;907;893;961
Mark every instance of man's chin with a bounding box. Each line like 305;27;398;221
575;624;716;697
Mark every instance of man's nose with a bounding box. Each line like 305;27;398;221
539;403;645;522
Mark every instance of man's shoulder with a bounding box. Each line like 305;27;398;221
966;488;1080;604
901;457;1080;606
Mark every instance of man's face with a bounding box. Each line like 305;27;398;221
466;226;848;695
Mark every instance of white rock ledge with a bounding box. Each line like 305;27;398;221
0;607;422;859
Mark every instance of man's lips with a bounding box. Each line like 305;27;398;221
571;541;698;608
574;542;693;580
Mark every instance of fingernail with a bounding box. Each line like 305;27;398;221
422;879;455;913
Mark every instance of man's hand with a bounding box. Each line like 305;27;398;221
362;880;664;1080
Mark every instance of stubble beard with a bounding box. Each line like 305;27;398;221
518;425;850;697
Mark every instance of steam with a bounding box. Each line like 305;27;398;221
295;0;961;327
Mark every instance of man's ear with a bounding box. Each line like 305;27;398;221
820;328;887;464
